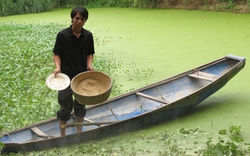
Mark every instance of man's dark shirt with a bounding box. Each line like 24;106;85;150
53;25;95;79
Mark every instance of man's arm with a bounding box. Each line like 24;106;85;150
87;54;94;71
53;54;61;76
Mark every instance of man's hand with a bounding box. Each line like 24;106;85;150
53;68;61;77
87;65;94;72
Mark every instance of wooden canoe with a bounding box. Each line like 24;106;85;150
0;54;246;153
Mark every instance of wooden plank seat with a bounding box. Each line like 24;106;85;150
136;92;169;104
85;118;103;127
31;127;50;138
66;117;108;128
189;71;218;82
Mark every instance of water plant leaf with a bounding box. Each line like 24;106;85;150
219;129;227;134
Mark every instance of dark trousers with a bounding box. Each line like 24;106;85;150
57;86;86;121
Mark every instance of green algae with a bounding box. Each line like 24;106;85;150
1;8;249;155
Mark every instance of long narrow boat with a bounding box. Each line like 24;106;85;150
0;54;246;153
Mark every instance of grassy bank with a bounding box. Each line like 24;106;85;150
1;0;250;17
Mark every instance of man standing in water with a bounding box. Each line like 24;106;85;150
52;6;95;136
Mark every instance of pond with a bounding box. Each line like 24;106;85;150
1;8;249;155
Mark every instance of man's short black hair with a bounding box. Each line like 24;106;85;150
70;6;88;20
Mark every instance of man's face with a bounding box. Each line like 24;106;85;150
72;12;86;28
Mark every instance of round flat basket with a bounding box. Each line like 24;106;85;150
71;71;112;105
46;73;70;91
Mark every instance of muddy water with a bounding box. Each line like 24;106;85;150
2;8;249;152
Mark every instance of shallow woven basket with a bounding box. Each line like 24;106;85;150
71;71;112;105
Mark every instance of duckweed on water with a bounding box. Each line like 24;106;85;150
1;21;249;155
3;126;249;155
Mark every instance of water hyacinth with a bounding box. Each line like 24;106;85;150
0;22;63;131
0;21;153;133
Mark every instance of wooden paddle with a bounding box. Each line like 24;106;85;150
61;121;115;128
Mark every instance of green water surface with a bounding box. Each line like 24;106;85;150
1;8;249;154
